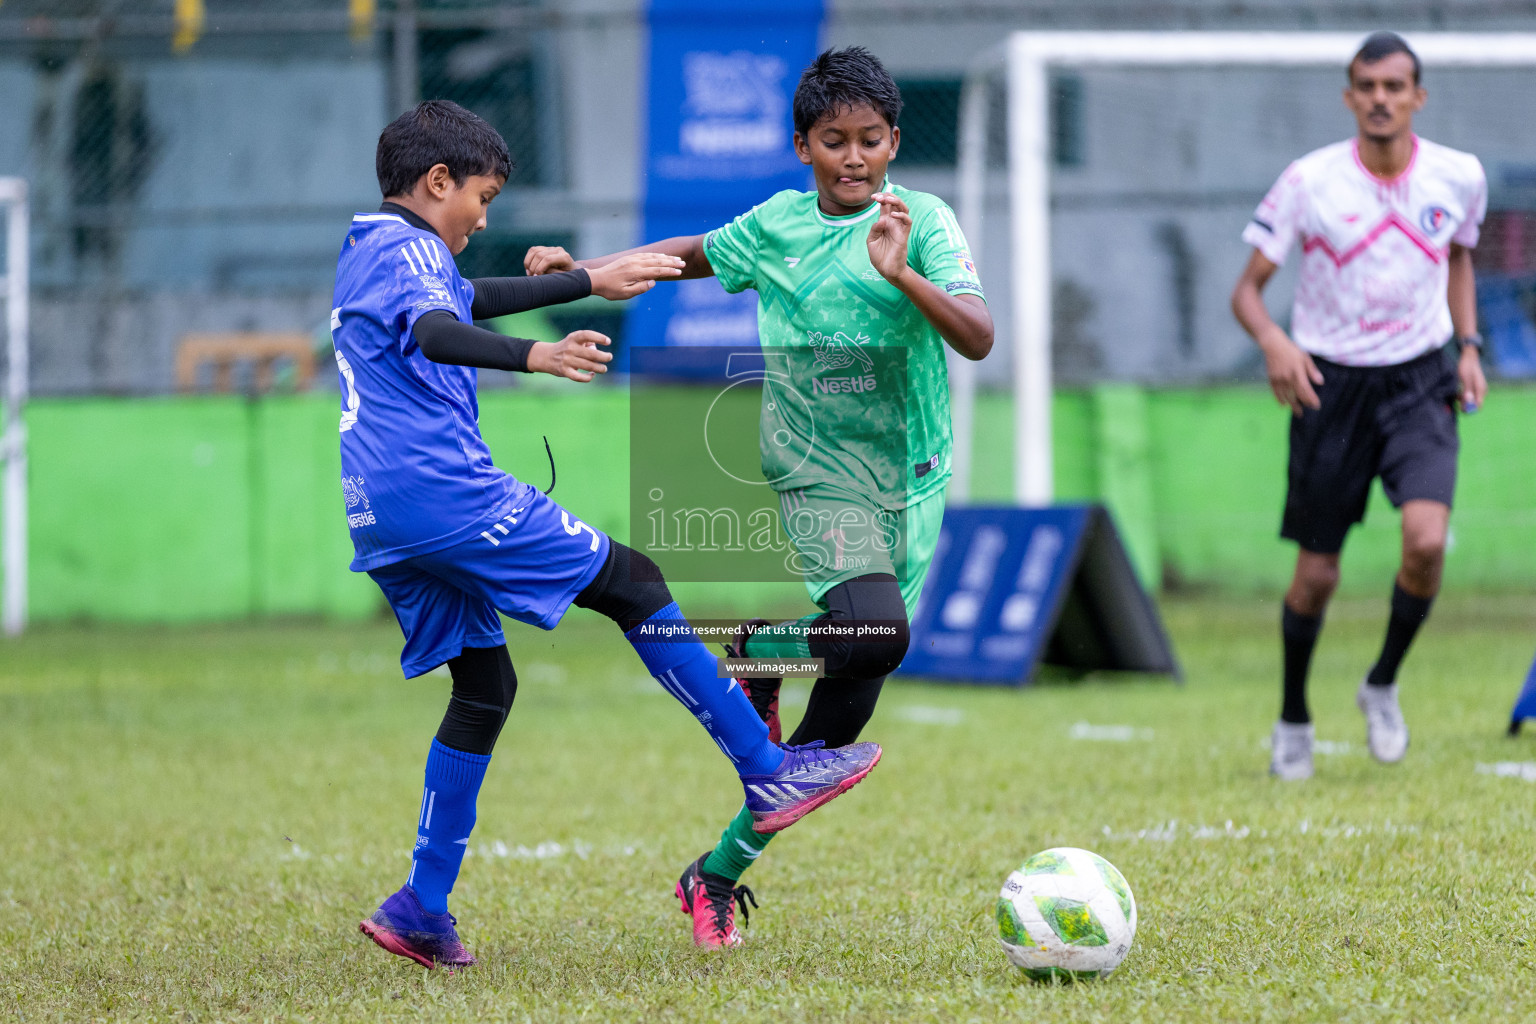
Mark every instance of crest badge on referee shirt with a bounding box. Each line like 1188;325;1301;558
1420;205;1451;234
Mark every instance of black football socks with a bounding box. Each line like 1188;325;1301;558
1366;583;1434;688
1281;604;1324;724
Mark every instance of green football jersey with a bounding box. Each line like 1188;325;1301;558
702;179;985;509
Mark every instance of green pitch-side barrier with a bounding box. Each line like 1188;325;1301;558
16;384;1536;624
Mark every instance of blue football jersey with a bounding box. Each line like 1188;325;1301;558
330;212;523;571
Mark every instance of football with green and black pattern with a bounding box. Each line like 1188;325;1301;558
996;847;1137;980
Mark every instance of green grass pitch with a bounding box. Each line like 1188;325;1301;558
4;593;1536;1022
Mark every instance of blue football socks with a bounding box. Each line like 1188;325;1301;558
626;603;784;777
407;738;492;916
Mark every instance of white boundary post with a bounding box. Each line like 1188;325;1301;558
1006;34;1053;506
1;177;27;636
948;43;1003;502
953;32;1536;506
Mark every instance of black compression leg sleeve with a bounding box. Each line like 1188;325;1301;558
806;573;911;680
435;645;518;756
787;675;887;748
783;574;909;746
573;541;673;629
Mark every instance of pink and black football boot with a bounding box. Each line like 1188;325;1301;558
676;852;758;948
725;618;782;743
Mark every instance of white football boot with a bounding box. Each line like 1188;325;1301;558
1357;678;1409;763
1269;720;1315;781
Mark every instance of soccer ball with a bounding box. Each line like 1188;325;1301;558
995;847;1137;980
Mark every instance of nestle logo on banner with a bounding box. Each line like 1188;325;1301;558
680;51;788;157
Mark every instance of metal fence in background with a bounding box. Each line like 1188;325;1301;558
6;1;1536;396
0;0;598;396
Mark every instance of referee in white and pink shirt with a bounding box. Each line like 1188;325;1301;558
1231;31;1488;781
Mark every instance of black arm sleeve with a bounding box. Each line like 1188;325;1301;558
468;269;591;320
414;310;537;373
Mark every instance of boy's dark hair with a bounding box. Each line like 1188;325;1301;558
1350;31;1421;85
792;46;903;137
375;100;512;198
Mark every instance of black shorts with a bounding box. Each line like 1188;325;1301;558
1282;347;1460;555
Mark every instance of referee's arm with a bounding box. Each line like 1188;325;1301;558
1231;249;1324;416
1448;243;1488;412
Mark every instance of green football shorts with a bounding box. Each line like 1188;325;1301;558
776;482;947;616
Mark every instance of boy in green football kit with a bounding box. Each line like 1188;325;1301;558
527;46;993;947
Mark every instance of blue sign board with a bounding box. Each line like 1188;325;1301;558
1508;651;1536;734
898;505;1180;686
627;0;823;356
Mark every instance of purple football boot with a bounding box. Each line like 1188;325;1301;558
742;740;882;834
359;886;476;970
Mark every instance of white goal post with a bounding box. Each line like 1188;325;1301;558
951;31;1536;505
1;178;27;636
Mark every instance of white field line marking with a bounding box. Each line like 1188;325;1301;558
471;840;640;861
1260;736;1354;756
896;705;965;726
1069;721;1152;741
525;661;568;685
1100;818;1421;842
1476;761;1536;782
314;651;395;675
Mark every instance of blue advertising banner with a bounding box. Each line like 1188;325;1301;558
626;0;823;357
898;505;1180;686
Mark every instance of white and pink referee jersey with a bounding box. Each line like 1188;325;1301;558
1242;135;1487;366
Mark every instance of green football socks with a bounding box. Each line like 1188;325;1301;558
741;614;818;661
710;613;825;881
702;802;774;882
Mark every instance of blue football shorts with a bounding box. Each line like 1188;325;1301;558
368;486;611;677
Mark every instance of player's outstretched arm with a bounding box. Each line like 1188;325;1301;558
413;311;610;383
474;254;683;312
584;252;688;299
468;269;592;320
527;330;613;383
867;193;993;360
525;236;715;283
1231;248;1324;415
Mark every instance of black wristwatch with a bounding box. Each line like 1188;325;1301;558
1455;333;1483;353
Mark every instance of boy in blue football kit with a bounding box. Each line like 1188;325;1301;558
334;101;881;969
